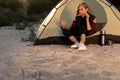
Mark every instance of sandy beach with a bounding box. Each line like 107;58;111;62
0;26;120;80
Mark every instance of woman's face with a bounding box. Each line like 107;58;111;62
78;6;88;15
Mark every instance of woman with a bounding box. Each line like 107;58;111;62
60;2;97;50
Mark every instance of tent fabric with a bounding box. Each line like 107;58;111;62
34;0;120;45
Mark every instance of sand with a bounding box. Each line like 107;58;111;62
0;26;120;80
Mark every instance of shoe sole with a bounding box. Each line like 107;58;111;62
78;48;87;51
70;47;79;49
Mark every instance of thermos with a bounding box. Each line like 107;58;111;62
98;30;106;45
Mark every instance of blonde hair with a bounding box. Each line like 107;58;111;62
76;2;92;16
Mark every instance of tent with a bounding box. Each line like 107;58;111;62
34;0;120;45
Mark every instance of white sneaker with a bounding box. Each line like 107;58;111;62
78;43;87;50
70;42;79;48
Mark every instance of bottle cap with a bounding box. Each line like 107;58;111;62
100;30;106;34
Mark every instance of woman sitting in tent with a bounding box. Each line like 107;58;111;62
60;2;97;50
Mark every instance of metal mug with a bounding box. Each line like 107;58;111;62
108;40;113;46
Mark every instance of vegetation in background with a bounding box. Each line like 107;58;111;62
21;24;36;42
28;27;36;41
0;0;119;27
15;22;27;30
0;0;61;26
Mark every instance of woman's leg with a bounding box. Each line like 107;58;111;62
62;28;78;43
78;34;87;50
77;25;87;44
69;35;79;48
77;25;87;50
80;34;86;44
69;36;78;43
62;28;79;48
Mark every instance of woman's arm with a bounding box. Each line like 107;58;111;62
60;18;70;30
86;14;96;30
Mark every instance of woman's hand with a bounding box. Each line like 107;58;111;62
85;13;90;19
60;18;66;26
60;18;69;29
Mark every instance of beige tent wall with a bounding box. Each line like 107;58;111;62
96;0;120;36
37;0;72;39
86;0;120;44
87;0;120;37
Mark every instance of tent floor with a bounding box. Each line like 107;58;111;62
34;34;120;45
